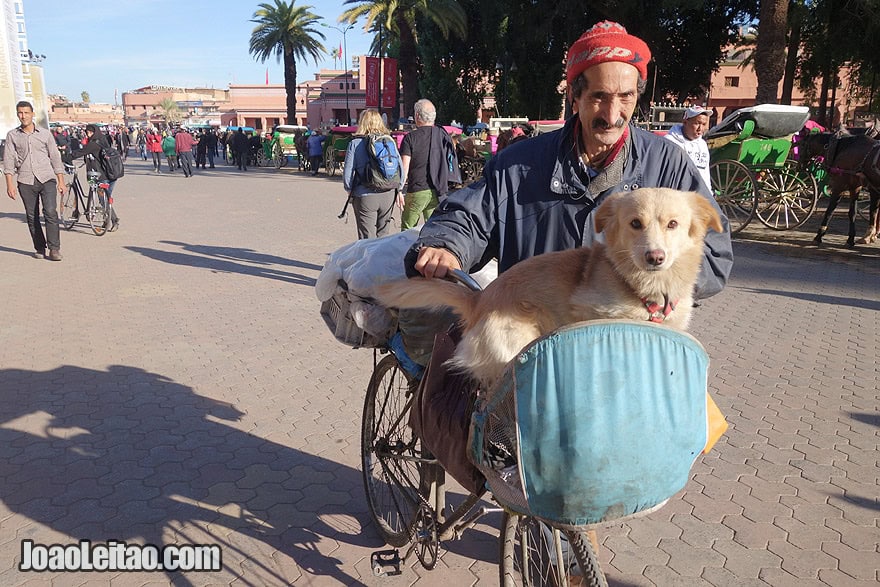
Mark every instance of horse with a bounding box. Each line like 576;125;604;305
798;131;880;247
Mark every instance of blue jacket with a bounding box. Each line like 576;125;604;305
306;134;325;157
342;136;405;197
406;116;733;299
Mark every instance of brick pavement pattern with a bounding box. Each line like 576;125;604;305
0;158;877;586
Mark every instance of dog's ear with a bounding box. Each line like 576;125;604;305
690;192;724;237
594;192;623;233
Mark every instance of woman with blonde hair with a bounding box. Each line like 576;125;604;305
342;109;404;238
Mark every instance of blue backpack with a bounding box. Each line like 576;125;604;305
361;134;401;192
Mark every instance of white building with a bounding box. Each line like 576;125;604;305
0;0;49;135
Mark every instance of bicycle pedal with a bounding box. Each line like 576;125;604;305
371;549;402;577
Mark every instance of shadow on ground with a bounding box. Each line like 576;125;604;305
125;242;319;286
0;365;389;585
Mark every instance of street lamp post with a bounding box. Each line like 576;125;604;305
322;23;355;125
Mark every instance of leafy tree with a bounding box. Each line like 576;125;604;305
416;1;500;124
157;98;181;124
340;0;467;117
80;91;90;103
250;0;326;124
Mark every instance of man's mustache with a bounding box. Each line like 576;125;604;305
592;117;627;130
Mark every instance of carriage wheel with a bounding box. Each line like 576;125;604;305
324;149;336;176
755;160;818;230
710;160;757;234
273;142;284;169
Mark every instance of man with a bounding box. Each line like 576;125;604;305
3;101;66;261
398;99;459;230
407;21;732;301
306;130;326;176
69;124;120;231
175;128;195;177
204;129;218;168
232;127;250;171
664;106;713;191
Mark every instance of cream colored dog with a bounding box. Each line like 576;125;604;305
377;188;723;386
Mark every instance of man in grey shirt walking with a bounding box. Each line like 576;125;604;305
3;101;66;261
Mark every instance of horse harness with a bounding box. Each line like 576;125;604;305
821;133;880;187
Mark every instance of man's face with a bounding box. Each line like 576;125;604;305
572;61;640;152
16;106;34;128
682;114;710;140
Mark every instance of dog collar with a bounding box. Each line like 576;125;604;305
642;295;677;323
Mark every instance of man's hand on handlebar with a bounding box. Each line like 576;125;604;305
414;247;462;279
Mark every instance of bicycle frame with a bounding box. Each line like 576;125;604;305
61;159;111;236
368;345;501;577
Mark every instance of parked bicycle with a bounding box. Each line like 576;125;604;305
59;158;113;236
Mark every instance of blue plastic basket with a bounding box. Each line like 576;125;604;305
469;320;710;530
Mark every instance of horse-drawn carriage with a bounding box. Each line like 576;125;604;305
323;126;357;176
706;105;818;233
260;124;307;170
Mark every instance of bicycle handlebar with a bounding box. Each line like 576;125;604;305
445;269;483;292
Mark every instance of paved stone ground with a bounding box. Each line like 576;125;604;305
0;157;876;586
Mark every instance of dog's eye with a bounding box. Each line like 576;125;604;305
630;219;643;229
667;220;678;229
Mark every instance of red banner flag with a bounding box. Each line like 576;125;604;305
381;58;397;109
265;68;269;85
365;57;380;108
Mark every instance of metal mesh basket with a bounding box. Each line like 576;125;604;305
470;380;532;516
320;292;384;348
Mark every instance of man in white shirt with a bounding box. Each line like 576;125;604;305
665;106;713;192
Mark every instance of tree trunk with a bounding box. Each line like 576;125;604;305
818;64;830;127
397;12;419;119
780;17;801;104
284;48;298;125
754;0;789;104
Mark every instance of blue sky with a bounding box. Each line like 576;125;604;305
23;0;373;103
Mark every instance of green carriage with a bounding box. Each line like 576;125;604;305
707;105;818;233
322;126;356;176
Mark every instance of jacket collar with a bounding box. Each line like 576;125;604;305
549;115;634;201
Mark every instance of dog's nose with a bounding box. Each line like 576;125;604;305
645;250;665;266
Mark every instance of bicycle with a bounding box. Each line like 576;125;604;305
346;269;718;587
59;158;113;236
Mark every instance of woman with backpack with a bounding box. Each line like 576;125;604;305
342;109;404;239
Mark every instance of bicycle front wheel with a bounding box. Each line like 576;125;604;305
362;354;429;548
87;189;109;236
60;188;78;230
500;511;606;587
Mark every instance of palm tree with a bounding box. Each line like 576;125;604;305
158;97;181;124
340;0;467;118
330;46;341;69
754;0;789;104
249;0;326;125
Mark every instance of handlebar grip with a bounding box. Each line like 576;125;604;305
445;269;483;292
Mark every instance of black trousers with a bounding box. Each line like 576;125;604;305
18;179;60;252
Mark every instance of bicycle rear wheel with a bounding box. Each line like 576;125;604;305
500;511;606;587
362;354;429;548
87;189;109;236
60;188;79;230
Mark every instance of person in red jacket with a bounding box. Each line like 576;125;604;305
174;128;195;177
145;129;163;173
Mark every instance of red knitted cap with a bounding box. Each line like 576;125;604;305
566;21;651;84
